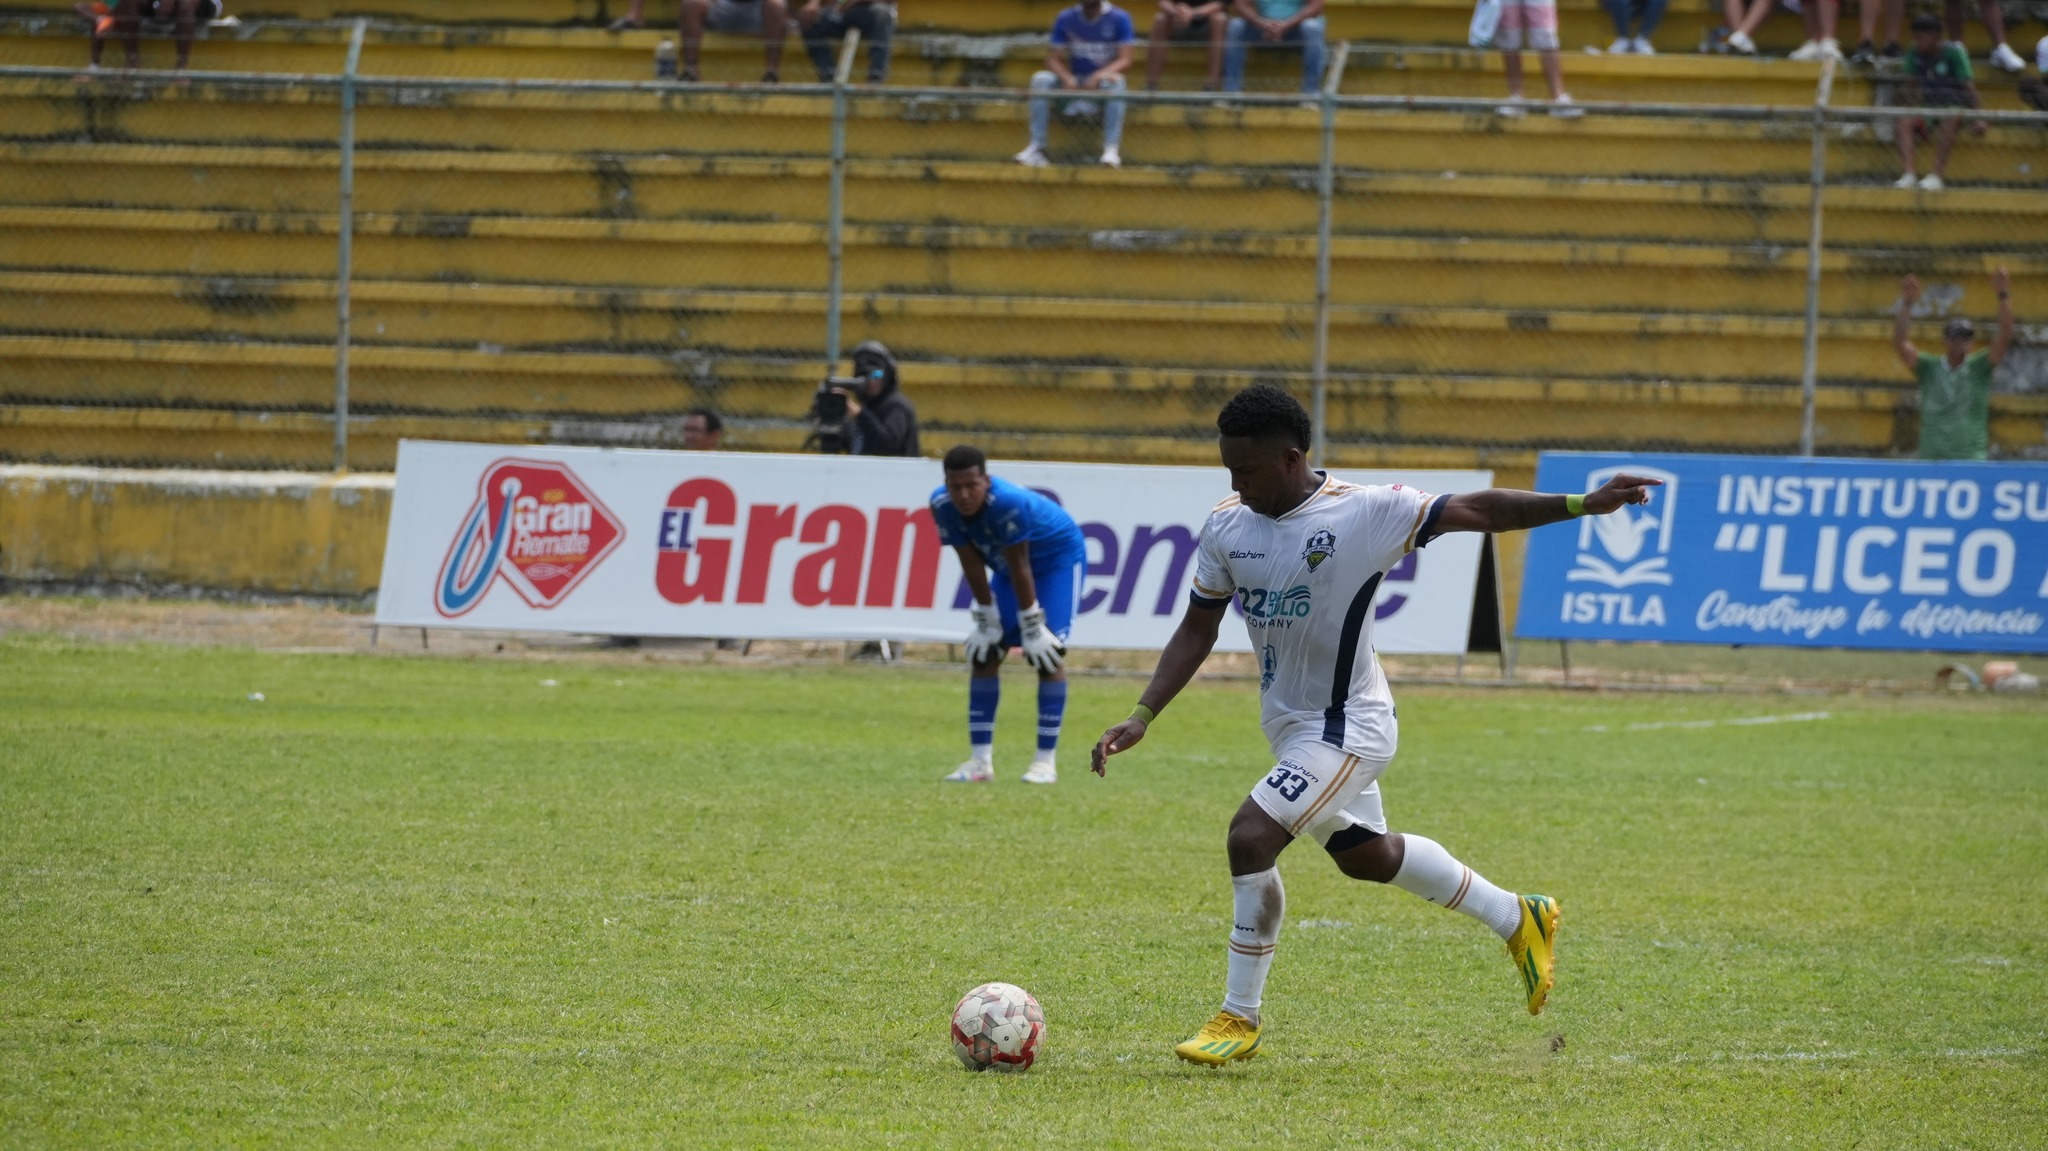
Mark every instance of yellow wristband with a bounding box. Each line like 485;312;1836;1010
1565;493;1587;518
1130;703;1156;724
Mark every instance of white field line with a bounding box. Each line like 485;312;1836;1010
1609;1046;2035;1064
1582;711;1832;734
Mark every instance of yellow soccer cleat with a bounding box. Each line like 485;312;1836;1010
1174;1010;1262;1066
1506;893;1561;1015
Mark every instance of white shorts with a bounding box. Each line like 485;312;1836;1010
1495;0;1559;51
1248;735;1389;847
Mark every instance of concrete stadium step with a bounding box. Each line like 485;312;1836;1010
0;0;1939;54
4;16;1938;109
8;76;2042;186
4;141;2042;250
6;341;2044;467
0;401;1557;474
5;205;2039;318
0;269;1952;383
4;335;2023;452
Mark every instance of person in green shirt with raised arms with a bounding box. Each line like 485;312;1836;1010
1895;267;2015;460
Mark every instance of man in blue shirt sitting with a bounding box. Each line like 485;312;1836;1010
930;445;1087;785
1017;0;1137;169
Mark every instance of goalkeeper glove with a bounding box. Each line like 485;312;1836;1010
1017;604;1066;673
964;602;1004;665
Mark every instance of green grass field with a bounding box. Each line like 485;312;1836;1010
2;632;2044;1148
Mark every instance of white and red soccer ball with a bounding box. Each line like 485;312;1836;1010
951;982;1044;1072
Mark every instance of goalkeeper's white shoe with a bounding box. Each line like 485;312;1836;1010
943;759;994;783
1021;760;1057;785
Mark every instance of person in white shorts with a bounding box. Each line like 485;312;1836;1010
1091;383;1660;1066
1492;0;1580;117
608;0;791;82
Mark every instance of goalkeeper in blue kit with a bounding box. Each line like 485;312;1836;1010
929;445;1087;785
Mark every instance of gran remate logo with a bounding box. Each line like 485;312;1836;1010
434;458;624;617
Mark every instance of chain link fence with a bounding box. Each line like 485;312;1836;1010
2;49;2045;476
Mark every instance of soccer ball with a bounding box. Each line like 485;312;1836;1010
950;982;1045;1072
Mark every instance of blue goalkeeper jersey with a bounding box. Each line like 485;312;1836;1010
929;476;1086;581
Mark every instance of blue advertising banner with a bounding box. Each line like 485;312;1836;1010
1518;452;2048;654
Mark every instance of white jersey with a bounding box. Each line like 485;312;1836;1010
1190;475;1449;762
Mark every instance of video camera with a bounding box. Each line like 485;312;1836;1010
806;375;869;454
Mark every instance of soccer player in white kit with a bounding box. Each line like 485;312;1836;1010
1091;385;1661;1065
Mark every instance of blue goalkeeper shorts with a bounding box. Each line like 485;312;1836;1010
990;557;1082;649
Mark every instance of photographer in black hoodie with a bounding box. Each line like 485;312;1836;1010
826;340;921;457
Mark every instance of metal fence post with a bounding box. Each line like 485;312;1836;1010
1799;56;1837;458
333;18;366;472
1311;42;1349;470
824;30;859;374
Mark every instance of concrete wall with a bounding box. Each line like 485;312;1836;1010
0;465;392;596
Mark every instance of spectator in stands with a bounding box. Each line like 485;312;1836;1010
607;0;791;83
1017;1;1136;170
1146;1;1229;90
681;408;725;450
836;340;921;456
1944;0;2027;72
1893;14;1984;191
1603;0;1666;54
77;0;222;72
1222;0;1326;94
1849;0;1904;64
798;1;895;83
1894;269;2014;460
1721;0;1842;60
1786;0;1844;62
1492;0;1579;117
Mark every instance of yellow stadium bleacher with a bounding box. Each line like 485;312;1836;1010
4;0;2025;54
1;0;2045;471
5;13;2042;109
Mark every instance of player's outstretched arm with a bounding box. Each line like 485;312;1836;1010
1090;598;1228;776
1434;473;1663;535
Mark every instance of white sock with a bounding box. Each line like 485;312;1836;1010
1031;749;1055;768
1390;834;1522;941
969;745;992;766
1222;867;1284;1024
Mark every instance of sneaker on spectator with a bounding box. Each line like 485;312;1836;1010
1632;36;1656;54
1850;39;1877;65
1100;145;1121;168
1550;93;1584;118
1608;37;1632;53
1495;96;1529;117
1880;40;1903;58
1989;42;2025;72
1894;171;1918;188
1820;38;1844;61
1918;172;1944;191
1015;144;1050;168
1727;30;1758;54
1788;39;1824;60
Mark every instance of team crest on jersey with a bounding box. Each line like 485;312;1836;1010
434;458;625;618
1302;528;1338;571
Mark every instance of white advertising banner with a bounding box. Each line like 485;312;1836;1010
374;441;1492;653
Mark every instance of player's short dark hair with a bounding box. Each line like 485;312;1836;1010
684;407;722;433
942;445;987;474
1909;13;1940;31
1216;384;1311;451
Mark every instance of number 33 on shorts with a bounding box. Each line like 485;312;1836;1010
1263;762;1312;802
